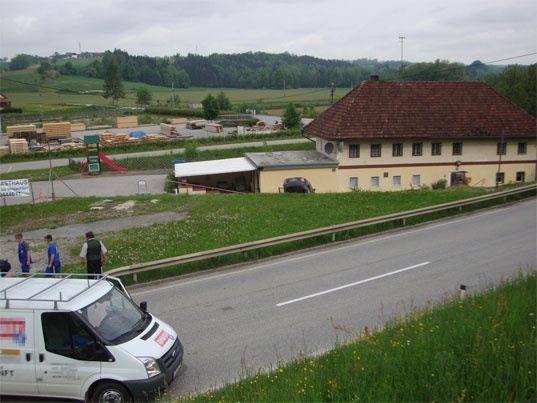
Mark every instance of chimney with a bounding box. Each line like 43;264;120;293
370;74;379;81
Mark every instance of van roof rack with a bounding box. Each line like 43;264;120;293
0;273;112;309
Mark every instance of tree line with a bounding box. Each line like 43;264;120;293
5;50;536;116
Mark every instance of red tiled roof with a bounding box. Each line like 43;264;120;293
303;80;537;140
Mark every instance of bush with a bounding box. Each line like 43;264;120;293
432;179;447;190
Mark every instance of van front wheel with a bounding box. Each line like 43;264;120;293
90;382;133;403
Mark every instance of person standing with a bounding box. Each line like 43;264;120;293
80;231;107;277
15;233;31;275
44;235;61;277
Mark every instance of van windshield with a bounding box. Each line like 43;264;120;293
79;287;147;343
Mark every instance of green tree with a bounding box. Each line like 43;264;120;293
103;62;125;105
281;103;303;130
202;94;219;121
136;86;153;106
9;54;33;71
216;91;232;111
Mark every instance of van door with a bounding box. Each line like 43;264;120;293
0;311;39;395
36;311;105;399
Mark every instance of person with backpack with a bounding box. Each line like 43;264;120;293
44;234;61;277
15;233;31;275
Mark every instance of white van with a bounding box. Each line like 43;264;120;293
0;273;183;402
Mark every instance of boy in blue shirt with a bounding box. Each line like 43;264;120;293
45;234;61;277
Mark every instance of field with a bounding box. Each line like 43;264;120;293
1;66;348;110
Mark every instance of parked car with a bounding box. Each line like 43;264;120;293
283;177;315;193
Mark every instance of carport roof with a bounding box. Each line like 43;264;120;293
175;157;256;177
245;150;338;171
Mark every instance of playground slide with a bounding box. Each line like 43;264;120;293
98;152;128;172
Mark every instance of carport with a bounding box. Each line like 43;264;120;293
174;157;257;194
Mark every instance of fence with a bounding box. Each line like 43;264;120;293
106;184;536;281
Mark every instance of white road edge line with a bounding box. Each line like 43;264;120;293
276;261;431;307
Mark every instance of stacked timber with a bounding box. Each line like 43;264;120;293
8;139;29;154
70;123;86;132
205;123;223;133
160;123;178;136
114;116;138;128
0;146;9;156
43;122;71;140
142;134;170;142
170;118;187;124
6;124;36;138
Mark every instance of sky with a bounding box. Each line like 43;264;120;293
1;0;536;66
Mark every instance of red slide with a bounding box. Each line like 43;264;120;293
98;152;128;172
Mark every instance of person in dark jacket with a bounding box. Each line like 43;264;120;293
79;231;107;278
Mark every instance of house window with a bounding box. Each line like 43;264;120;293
371;144;381;157
497;142;507;155
412;143;423;156
452;142;463;155
349;144;360;158
392;143;403;157
431;142;442;156
370;176;380;189
518;142;527;155
349;177;359;190
496;172;505;184
516;172;525;182
412;175;421;187
392;175;402;187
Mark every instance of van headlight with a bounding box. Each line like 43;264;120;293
139;357;161;377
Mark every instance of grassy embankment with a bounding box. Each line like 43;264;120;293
1;185;533;282
178;271;536;402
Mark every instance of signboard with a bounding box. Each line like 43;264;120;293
0;179;30;198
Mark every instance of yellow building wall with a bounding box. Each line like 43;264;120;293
258;168;338;193
316;137;536;191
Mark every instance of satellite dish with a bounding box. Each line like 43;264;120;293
324;142;334;154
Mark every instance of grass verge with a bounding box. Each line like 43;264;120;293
179;270;536;402
1;186;534;282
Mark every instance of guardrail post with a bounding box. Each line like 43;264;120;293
133;273;138;283
332;233;336;242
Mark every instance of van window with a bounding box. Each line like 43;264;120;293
42;312;109;361
79;287;147;343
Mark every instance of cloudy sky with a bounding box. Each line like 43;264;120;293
1;0;535;65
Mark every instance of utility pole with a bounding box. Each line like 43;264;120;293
330;83;336;104
398;34;406;77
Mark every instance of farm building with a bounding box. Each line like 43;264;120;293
174;78;536;193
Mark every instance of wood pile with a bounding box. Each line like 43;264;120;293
60;142;85;150
205;123;223;133
142;134;170;142
6;124;36;138
114;116;138;128
43;122;72;140
0;146;9;157
70;123;86;132
8;139;29;155
170;118;187;124
160;123;178;136
98;132;141;145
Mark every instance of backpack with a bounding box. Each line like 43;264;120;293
0;259;11;274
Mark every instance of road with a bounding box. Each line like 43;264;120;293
129;199;536;398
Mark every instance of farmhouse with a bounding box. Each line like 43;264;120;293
303;77;537;191
174;77;536;194
0;93;11;109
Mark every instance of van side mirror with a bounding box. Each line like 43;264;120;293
140;301;147;312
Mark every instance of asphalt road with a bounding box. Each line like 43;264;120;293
130;199;537;397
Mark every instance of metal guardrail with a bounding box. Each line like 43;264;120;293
106;185;536;280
